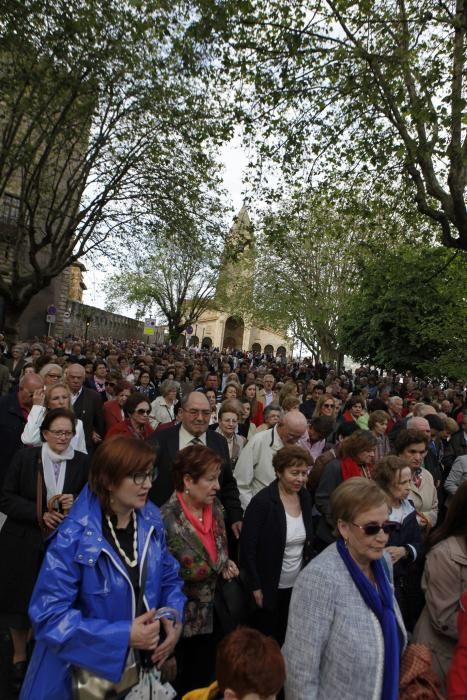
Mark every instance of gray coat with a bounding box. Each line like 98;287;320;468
283;543;407;700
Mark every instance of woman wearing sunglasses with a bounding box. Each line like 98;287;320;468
20;436;185;700
283;477;406;700
373;455;423;631
105;392;154;440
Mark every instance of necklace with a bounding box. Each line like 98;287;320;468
106;511;138;568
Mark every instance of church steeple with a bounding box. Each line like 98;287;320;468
215;206;255;309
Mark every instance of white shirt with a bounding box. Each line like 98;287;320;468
179;424;207;450
234;425;284;509
279;512;306;589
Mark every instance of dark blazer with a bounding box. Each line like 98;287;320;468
444;429;467;472
147;424;243;525
0;363;10;396
387;502;423;579
314;457;344;545
299;399;316;420
240;480;314;609
0;446;89;616
0;391;27;489
84;377;107;403
73;387;105;453
5;357;25;390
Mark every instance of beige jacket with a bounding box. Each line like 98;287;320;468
409;467;438;527
413;536;467;684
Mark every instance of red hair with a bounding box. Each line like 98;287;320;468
216;627;285;697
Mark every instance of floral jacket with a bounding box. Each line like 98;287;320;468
161;493;228;637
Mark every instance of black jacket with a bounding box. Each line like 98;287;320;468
444;429;467;473
72;387;106;453
147;424;243;524
240;480;314;609
0;391;27;489
387;501;423;579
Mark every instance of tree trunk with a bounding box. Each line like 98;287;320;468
1;300;23;345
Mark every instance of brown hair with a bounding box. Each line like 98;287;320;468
40;408;76;440
394;429;429;455
372;455;410;494
282;395;301;412
338;430;377;459
312;394;336;417
331;477;389;525
218;398;243;419
114;379;133;395
368;410;390;430
172;445;222;492
273;445;311;473
216;627;285;697
89;436;156;513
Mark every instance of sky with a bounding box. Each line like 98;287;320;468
82;134;249;313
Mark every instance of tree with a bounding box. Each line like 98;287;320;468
0;0;226;339
188;0;467;251
339;245;467;378
104;236;218;344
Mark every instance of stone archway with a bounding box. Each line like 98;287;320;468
276;346;286;357
264;344;274;355
189;335;199;347
251;342;262;353
223;316;244;350
202;336;212;348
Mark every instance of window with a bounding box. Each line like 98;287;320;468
0;193;20;225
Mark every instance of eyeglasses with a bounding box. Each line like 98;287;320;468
134;408;151;415
46;429;73;438
47;373;62;379
350;521;398;536
130;470;157;485
323;403;335;408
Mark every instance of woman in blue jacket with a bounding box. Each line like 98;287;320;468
20;436;186;700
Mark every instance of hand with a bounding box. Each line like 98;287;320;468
386;546;407;564
32;388;46;406
91;431;102;444
59;494;74;511
253;589;263;608
231;521;242;539
151;617;182;667
222;560;239;580
43;510;64;530
130;609;160;651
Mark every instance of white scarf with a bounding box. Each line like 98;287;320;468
42;442;75;503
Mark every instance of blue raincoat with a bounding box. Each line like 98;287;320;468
20;484;186;700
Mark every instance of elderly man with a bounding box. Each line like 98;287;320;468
408;416;443;484
234;410;308;509
386;396;404;433
148;391;243;537
444;413;467;471
66;364;105;453
256;374;279;407
0;372;44;490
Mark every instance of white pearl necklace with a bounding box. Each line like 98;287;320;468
106;511;138;568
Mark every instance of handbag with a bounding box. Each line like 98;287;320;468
214;570;255;636
399;643;445;700
126;667;176;700
72;549;148;700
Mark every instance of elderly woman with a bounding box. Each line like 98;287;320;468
135;369;158;402
240;445;314;645
369;409;391;461
315;430;377;546
20;382;87;454
161;445;239;695
150;379;178;430
38;363;63;387
20;436;185;700
413;481;467;692
215;399;246;468
105;392;154;440
283;478;406;700
394;428;438;529
373;455;423;631
0;409;89;692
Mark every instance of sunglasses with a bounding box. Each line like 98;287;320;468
323;403;335;408
350;521;398;536
135;408;151;415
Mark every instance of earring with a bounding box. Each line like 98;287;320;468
185;489;190;495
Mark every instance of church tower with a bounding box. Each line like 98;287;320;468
215;205;255;310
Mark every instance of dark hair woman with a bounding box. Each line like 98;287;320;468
135;369;157;402
105;392;154;440
413;482;467;692
20;436;185;700
161;445;239;696
394;429;438;530
0;408;89;692
103;380;133;433
314;430;378;547
240;445;314;645
242;382;264;428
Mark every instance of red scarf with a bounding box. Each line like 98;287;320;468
341;457;372;481
176;492;217;563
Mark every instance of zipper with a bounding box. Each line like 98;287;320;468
140;525;154;611
102;548;135;620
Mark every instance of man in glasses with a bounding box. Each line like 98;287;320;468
66;364;105;455
148;391;243;539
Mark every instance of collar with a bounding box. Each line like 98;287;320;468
71;386;83;403
272;425;284;449
179;424;207;449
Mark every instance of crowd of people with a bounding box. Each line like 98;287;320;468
0;333;467;700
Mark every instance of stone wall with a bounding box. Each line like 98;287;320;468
63;300;143;340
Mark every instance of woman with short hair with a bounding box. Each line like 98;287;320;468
394;428;438;529
38;363;63;386
106;392;154;440
283;477;406;700
150;379;178;430
20;436;185;700
369;410;391;461
103;380;133;432
216;399;246;467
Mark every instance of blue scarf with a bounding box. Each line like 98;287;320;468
337;538;401;700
